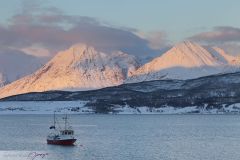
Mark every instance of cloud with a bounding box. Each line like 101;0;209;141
135;31;170;50
189;26;240;43
20;45;50;57
217;42;240;55
0;47;44;82
189;26;240;55
0;1;168;59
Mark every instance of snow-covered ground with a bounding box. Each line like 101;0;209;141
1;101;240;114
0;101;93;114
114;104;240;114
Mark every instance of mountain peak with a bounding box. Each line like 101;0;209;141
171;41;215;62
69;43;94;54
58;43;96;58
49;43;102;70
175;40;199;48
153;41;220;68
173;41;202;51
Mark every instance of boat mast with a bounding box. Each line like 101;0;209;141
64;114;68;130
54;111;56;128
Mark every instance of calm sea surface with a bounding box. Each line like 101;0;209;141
0;115;240;160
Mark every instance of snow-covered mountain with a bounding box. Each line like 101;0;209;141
126;41;240;83
0;41;239;99
0;50;43;87
0;44;139;99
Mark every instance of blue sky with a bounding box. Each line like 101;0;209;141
0;0;240;57
1;0;240;41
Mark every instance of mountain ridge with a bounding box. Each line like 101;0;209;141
0;41;239;99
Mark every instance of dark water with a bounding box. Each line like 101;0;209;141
0;115;240;160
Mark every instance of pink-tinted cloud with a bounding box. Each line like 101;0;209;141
135;31;170;50
189;26;240;43
0;1;168;59
189;26;240;56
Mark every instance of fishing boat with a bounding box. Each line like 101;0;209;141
47;112;77;145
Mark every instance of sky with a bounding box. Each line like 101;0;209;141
0;0;240;59
47;0;240;41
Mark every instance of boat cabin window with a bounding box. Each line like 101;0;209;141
61;130;74;135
